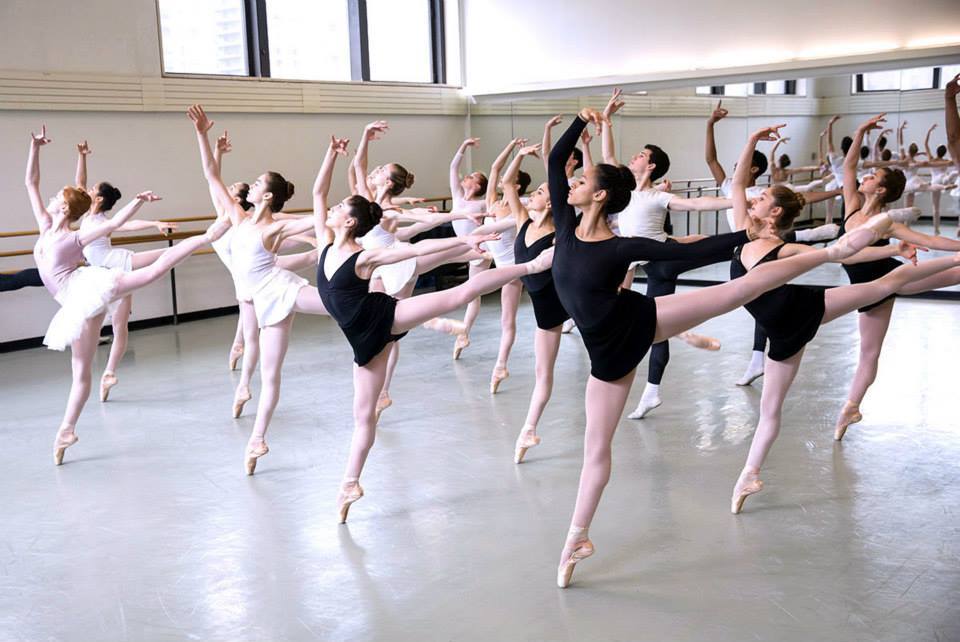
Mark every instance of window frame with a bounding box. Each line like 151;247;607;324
156;0;447;85
697;80;802;96
853;67;942;93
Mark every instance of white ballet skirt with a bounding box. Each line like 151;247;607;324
482;215;516;266
451;196;486;266
361;224;417;295
210;226;249;301
43;266;121;351
230;221;307;328
79;213;133;271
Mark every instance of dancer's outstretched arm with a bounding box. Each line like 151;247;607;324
487;138;523;212
889;222;960;251
473;217;516;235
945;75;960;166
353;120;387;200
580;128;594;171
450;137;478;200
667;194;732;212
873;128;891;162
731;125;785;231
78;192;162;246
769;137;786;178
705;100;728;185
75;140;91;190
187;105;245;228
25;126;53;233
549;112;600;235
393;211;482;241
502;144;540;229
312;135;348;247
898;119;908;161
826;115;839;158
600;88;624;165
356;232;497;276
844;114;885;215
542;115;562;175
924;123;936;161
776;237;917;265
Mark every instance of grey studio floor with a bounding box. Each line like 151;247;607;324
3;282;960;641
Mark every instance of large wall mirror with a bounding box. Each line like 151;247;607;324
468;60;960;294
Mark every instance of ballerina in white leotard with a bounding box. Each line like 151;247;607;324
73;140;180;401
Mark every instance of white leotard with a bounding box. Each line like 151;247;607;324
720;179;765;232
79;213;134;271
360;223;417;295
230;220;308;328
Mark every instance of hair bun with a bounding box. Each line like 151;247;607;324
404;172;415;189
369;201;384;225
617;165;637;192
796;193;806;209
285;181;295;199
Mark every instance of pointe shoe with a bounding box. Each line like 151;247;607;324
628;396;662;420
561;319;576;334
834;401;862;441
731;472;764;514
337;480;364;524
490;365;510;394
99;371;118;402
229;344;244;371
514;428;541;464
423;317;466;336
232;386;252;419
244;441;269;475
677;331;721;351
557;539;595;588
453;333;470;360
53;431;78;466
375;392;393;422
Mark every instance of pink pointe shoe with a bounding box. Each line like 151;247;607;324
99;371;118;402
514;427;541;464
337;479;364;524
731;469;764;514
244;440;269;475
490;365;510;394
557;527;594;588
677;331;721;351
375;392;393;423
834;401;863;441
54;429;79;466
229;344;244;371
232;385;252;419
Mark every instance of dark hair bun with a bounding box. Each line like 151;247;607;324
285;181;295;199
97;181;123;212
369;200;383;223
616;165;637;191
404;172;415;189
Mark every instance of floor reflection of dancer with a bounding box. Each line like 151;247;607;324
546;110;891;588
74;140;179;401
26;125;227;466
313;134;555;524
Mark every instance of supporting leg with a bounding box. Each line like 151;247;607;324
233;301;260;418
491;279;523;394
244;313;293;474
100;295;132;401
515;325;562;463
55;312;105;465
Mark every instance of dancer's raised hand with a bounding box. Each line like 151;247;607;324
216;131;232;155
76;140;91;156
363;120;389;140
187;105;214;133
518;143;541;158
708;100;728;124
750;124;786;142
31;124;51;146
465;232;500;251
136;191;162;203
330;136;350;155
602;88;624;120
858;113;887;133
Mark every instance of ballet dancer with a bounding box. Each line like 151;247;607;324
74;140;179;401
312;134;555;524
923;125;957;234
26;125;226;465
707;101;841;388
725;125;956;514
895;123;955;233
446;137;489;359
186;105;330;474
945;74;960;213
0;268;43;292
769;136;825;191
546;109;895;588
833;112;960;440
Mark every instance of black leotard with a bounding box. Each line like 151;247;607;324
839;210;901;312
548;116;750;381
730;243;825;361
513;218;568;330
317;245;407;366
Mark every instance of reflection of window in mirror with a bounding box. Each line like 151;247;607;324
853;66;952;92
698;80;804;96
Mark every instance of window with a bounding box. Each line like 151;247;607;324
854;66;948;92
939;65;960;88
158;0;445;84
697;81;803;96
158;0;249;76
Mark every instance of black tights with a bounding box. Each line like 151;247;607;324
0;268;43;292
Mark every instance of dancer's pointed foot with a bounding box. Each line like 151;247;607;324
423;317;466;336
677;331;721;351
232;385;252;418
99;371;118;402
561;319;576;334
453;333;470;360
834;401;862;441
490;365;510;394
53;426;78;466
557;527;594;588
228;343;244;371
514;425;541;464
244;440;269;475
375;391;392;423
337;478;364;524
731;468;764;514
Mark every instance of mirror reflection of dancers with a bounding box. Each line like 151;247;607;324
313;134;555;524
834;111;960;440
26;125;227;466
946;74;960;233
726;123;956;514
547;109;893;588
73;140;179;401
187;105;330;474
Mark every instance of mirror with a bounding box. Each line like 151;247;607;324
472;60;959;293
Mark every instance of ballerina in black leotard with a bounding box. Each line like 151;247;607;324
312;136;555;524
548;109;901;589
726;123;960;515
832;111;960;440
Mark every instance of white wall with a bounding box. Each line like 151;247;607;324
461;0;960;95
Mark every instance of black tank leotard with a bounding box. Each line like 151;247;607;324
513;218;569;330
730;243;825;361
548;116;750;381
839;210;901;312
317;245;408;366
